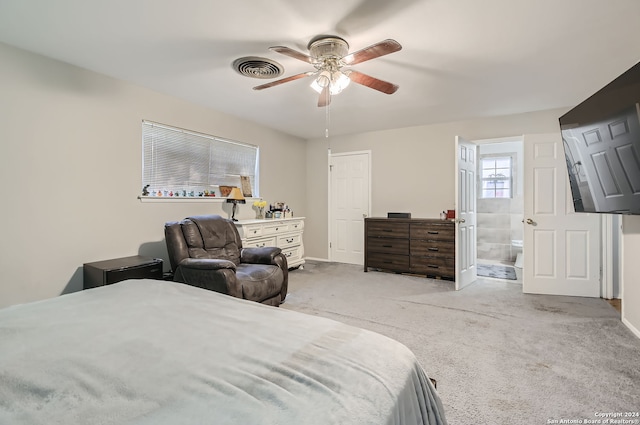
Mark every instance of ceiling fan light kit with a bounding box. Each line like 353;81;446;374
309;69;350;95
246;35;402;107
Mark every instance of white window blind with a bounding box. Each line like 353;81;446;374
142;121;258;197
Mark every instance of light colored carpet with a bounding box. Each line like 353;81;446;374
283;261;640;425
477;263;517;280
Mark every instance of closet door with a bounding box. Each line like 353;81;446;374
330;151;371;265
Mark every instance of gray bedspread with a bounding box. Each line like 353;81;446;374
0;279;446;425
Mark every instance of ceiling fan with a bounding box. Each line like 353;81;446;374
253;36;402;107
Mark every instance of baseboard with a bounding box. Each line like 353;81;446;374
304;257;330;262
622;316;640;340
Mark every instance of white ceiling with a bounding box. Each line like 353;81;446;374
1;0;639;139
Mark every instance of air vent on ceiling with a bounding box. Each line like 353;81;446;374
232;56;284;79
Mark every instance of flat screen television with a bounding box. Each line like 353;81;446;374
559;60;640;214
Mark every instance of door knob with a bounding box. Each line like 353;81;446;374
457;218;466;223
526;218;535;225
363;213;368;218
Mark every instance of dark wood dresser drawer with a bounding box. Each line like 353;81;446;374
410;239;455;256
410;223;455;241
410;256;455;278
366;221;409;238
367;237;409;255
367;252;410;271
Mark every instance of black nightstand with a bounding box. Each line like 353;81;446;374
83;255;163;289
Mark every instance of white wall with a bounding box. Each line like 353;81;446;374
0;42;306;307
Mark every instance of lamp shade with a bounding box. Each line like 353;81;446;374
330;71;350;95
310;71;331;93
226;187;246;203
310;70;350;95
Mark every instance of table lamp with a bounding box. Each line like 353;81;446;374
226;187;246;221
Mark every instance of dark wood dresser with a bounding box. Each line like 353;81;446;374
364;217;455;280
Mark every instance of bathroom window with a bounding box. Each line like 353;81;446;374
481;156;512;198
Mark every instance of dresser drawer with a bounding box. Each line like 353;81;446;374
242;224;263;238
367;252;410;271
410;256;455;277
288;220;304;232
278;233;301;248
281;246;302;263
410;239;455;256
243;236;277;248
263;222;289;235
367;221;409;238
367;237;409;255
411;223;454;241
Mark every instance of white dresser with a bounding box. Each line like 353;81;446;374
234;217;305;269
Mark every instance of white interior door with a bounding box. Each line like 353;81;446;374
329;151;371;264
523;133;601;297
455;137;477;290
562;104;640;213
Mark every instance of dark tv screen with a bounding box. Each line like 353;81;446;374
559;60;640;214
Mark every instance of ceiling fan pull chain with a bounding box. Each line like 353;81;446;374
325;97;331;138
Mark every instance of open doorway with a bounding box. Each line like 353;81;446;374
475;137;523;283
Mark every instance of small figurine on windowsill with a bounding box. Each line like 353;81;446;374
142;184;150;196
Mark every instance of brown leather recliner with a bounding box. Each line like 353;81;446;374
164;215;288;306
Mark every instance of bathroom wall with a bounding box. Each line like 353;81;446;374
476;140;524;263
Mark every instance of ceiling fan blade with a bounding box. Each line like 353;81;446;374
253;72;314;90
318;86;331;107
348;70;399;94
269;46;315;64
342;39;402;65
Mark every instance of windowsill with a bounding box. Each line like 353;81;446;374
138;196;260;203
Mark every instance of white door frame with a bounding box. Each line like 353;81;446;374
601;214;621;299
327;149;372;262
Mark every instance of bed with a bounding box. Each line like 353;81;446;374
0;279;447;425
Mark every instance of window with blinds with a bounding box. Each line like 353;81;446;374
142;120;258;198
480;156;512;198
